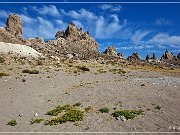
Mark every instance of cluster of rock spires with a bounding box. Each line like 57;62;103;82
0;14;179;65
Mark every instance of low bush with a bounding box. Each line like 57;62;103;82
99;107;109;113
112;110;143;120
0;72;9;78
30;118;44;124
7;119;17;126
22;69;39;74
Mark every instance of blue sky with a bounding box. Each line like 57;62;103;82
0;2;180;59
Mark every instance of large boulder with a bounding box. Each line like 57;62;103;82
5;14;22;39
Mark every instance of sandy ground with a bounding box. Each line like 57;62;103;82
0;62;180;134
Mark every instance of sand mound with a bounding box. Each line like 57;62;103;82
0;42;43;58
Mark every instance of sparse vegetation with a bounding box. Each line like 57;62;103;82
22;69;39;74
7;119;17;126
109;69;126;74
97;69;107;74
73;102;81;107
85;106;93;112
0;57;5;63
112;110;143;120
0;72;9;78
155;105;161;110
37;60;43;65
46;109;84;125
76;66;90;72
46;104;74;116
99;107;109;113
30;118;44;124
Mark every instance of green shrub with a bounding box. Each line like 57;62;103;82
7;119;17;126
0;73;9;78
46;104;74;116
22;69;39;74
112;110;143;120
99;107;109;113
46;109;84;125
30;118;44;124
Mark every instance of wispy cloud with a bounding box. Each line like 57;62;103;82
131;30;151;43
149;33;180;47
32;5;60;16
99;4;122;12
155;18;173;26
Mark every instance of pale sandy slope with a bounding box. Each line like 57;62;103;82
0;42;42;58
0;66;180;134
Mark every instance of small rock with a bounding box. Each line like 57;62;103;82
34;113;38;117
19;113;23;117
116;116;126;122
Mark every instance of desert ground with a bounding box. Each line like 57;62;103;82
0;60;180;134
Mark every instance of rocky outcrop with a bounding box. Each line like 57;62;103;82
0;14;23;44
104;46;117;57
160;49;176;61
145;54;151;61
177;53;180;60
152;52;158;61
146;53;159;62
6;14;22;39
55;30;65;39
127;52;141;62
46;22;99;59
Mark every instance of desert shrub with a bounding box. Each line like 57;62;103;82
22;69;39;74
99;107;109;113
112;110;143;120
73;102;81;107
155;105;161;110
37;60;43;65
77;66;90;71
109;69;126;74
30;118;44;124
0;57;5;63
85;106;93;112
46;104;74;116
46;109;84;125
0;73;9;78
7;119;17;126
97;69;107;74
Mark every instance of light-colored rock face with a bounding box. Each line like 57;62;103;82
5;14;22;39
0;42;42;58
104;46;117;56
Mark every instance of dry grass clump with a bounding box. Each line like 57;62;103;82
30;118;44;124
109;69;126;74
22;69;39;74
0;72;9;78
7;119;17;126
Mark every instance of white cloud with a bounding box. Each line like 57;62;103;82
150;33;180;47
100;4;122;12
67;8;97;20
32;5;59;16
155;18;173;26
131;30;151;43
